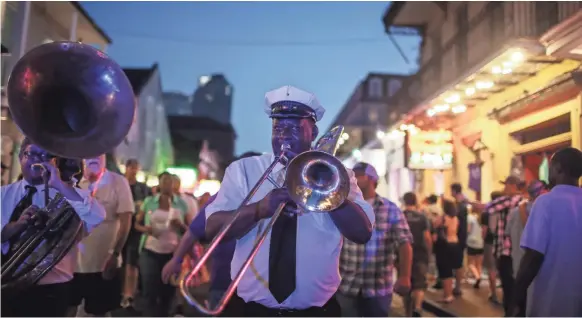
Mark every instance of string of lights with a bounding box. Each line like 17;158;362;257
104;30;396;47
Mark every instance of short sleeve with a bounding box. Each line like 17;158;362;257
205;161;247;219
116;176;135;214
520;196;550;255
345;167;375;226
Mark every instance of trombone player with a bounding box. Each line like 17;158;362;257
204;85;375;316
1;137;106;317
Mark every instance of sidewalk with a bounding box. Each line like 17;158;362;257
422;279;504;317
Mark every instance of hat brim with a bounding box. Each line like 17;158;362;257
270;113;316;121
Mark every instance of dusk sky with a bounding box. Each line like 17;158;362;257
82;1;421;155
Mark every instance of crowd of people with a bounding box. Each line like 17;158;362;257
1;84;581;318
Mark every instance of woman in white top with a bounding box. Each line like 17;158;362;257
135;172;188;317
466;206;484;287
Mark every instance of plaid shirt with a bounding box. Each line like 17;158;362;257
339;195;413;297
486;194;522;258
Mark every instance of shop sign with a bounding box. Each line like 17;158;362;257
405;129;453;170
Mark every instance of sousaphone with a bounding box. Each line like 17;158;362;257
1;41;136;291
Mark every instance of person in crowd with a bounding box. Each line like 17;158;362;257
121;158;151;309
71;154;134;316
0;138;105;317
484;176;523;315
337;162;413;317
423;194;442;289
506;180;547;279
481;191;502;303
168;174;200;314
433;199;459;303
171;174;199;222
135;172;189;317
466;202;484;289
162;151;263;316
450;183;468;296
423;194;442;221
512;147;582;317
401;192;431;317
205;85;375;316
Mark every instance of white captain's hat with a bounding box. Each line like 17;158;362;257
264;85;326;122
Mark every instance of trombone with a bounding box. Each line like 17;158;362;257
180;126;349;316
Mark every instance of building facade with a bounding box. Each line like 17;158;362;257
328;73;406;159
190;74;233;125
1;1;111;184
119;64;174;179
163;91;193;116
380;2;582;200
329;73;407;199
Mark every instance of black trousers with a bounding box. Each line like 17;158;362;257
139;249;175;317
1;281;73;317
497;255;514;316
239;294;341;317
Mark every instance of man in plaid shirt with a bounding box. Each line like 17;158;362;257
337;163;413;317
484;176;523;316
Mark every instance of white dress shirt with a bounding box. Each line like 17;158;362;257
1;179;105;285
76;170;134;273
206;153;375;309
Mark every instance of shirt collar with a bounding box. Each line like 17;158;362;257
19;179;46;192
81;170;110;185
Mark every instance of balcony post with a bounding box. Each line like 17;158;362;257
69;11;78;42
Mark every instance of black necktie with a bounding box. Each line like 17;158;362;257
9;185;38;223
268;210;298;303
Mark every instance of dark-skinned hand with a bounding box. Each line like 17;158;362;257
257;188;298;220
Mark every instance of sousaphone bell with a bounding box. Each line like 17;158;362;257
1;41;135;291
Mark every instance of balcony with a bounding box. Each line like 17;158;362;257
388;2;582;125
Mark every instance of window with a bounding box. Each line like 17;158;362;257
368;77;383;98
387;79;401;97
225;85;231;96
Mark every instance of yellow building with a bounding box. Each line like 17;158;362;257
383;2;581;201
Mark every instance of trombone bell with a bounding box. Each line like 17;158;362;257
286;150;350;212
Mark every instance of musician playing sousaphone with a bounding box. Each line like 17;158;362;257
204;85;375;316
0;137;106;317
